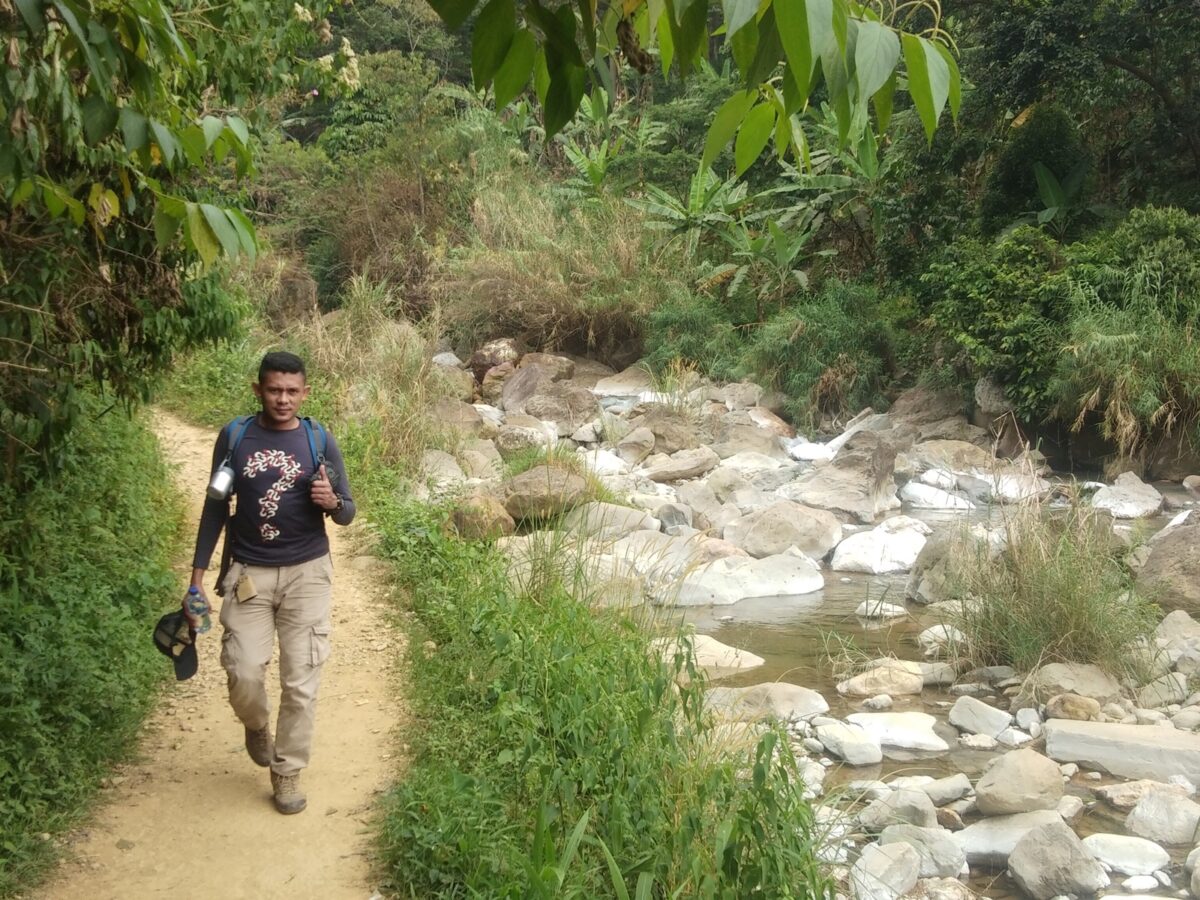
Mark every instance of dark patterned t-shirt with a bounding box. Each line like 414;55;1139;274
192;417;355;569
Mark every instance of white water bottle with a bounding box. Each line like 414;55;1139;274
185;586;212;634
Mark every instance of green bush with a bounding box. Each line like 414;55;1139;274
643;292;743;382
919;226;1071;419
372;500;831;898
979;104;1090;233
745;282;894;429
317;52;441;159
0;402;183;895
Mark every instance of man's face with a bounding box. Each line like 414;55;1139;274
252;370;310;426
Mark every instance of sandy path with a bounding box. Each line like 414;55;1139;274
38;410;403;900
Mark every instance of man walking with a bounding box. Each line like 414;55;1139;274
188;351;355;814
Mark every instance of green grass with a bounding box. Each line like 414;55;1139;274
370;499;831;899
943;501;1159;676
0;401;184;896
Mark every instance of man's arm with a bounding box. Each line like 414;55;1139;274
190;426;233;591
322;430;355;526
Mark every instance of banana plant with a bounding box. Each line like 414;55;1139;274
627;169;753;256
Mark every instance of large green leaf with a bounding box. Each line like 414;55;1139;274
14;0;46;34
743;6;783;87
543;61;586;137
200;203;242;259
872;72;896;131
152;203;181;250
428;0;479;29
471;0;516;91
178;126;207;167
200;115;224;149
902;33;950;142
81;95;116;144
701;91;756;170
118;108;148;151
657;9;675;76
149;120;180;168
1033;162;1066;210
664;0;707;75
774;0;813;97
225;208;259;261
185;203;220;266
853;20;899;103
734;101;776;175
722;0;760;41
932;41;961;121
494;29;537;108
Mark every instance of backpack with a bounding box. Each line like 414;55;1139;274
223;414;329;474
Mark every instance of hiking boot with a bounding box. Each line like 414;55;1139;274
271;771;307;815
245;726;274;767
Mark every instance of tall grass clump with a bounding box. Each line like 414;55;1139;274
432;150;687;362
371;497;831;898
944;501;1158;675
0;401;183;895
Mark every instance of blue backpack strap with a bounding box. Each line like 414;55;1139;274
224;415;255;459
301;417;327;469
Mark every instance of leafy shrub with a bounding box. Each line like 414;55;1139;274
945;501;1157;675
372;500;831;898
919;226;1071;419
317;52;441;159
979;104;1090;233
0;402;183;895
643;292;744;383
1052;269;1200;461
745;282;894;429
1070;206;1200;321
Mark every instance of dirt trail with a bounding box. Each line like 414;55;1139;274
39;410;403;900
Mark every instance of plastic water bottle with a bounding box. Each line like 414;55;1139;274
185;586;212;634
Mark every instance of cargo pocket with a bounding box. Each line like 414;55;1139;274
310;624;332;667
219;630;236;671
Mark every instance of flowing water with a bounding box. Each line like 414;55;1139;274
673;493;1193;894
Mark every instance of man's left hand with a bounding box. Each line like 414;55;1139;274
310;465;340;511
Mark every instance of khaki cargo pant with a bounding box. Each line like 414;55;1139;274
218;555;333;777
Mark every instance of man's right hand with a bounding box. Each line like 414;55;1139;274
184;572;208;627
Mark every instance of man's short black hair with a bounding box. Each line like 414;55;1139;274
258;351;307;384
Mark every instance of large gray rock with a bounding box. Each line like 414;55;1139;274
1044;720;1200;782
879;825;966;878
1027;662;1123;704
948;696;1013;738
1126;787;1200;845
1094;779;1194;811
776;431;900;523
1137;522;1200;613
671;548;823;606
467;337;522;381
1138;672;1189;708
560;502;659;539
831;516;931;574
502;465;588;520
975;748;1064;816
838;660;925;697
860;789;939;830
523;382;600;436
643;446;720;483
704;683;828;722
518;352;575;381
920;773;972;807
722;501;843;559
816;721;883;766
451;492;515;540
895;439;994;481
1093;471;1164;519
1081;833;1171;876
850;842;921;900
616;426;656;465
651;634;763;679
1007;820;1109;900
499;363;554;413
951;809;1062;867
845;712;950;752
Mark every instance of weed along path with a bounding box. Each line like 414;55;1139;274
39;410;402;900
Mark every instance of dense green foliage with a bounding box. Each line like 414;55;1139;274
0;403;182;894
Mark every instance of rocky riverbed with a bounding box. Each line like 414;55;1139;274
415;339;1200;900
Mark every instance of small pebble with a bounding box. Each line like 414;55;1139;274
1123;875;1160;892
1084;771;1102;781
1154;870;1172;887
1059;763;1079;777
